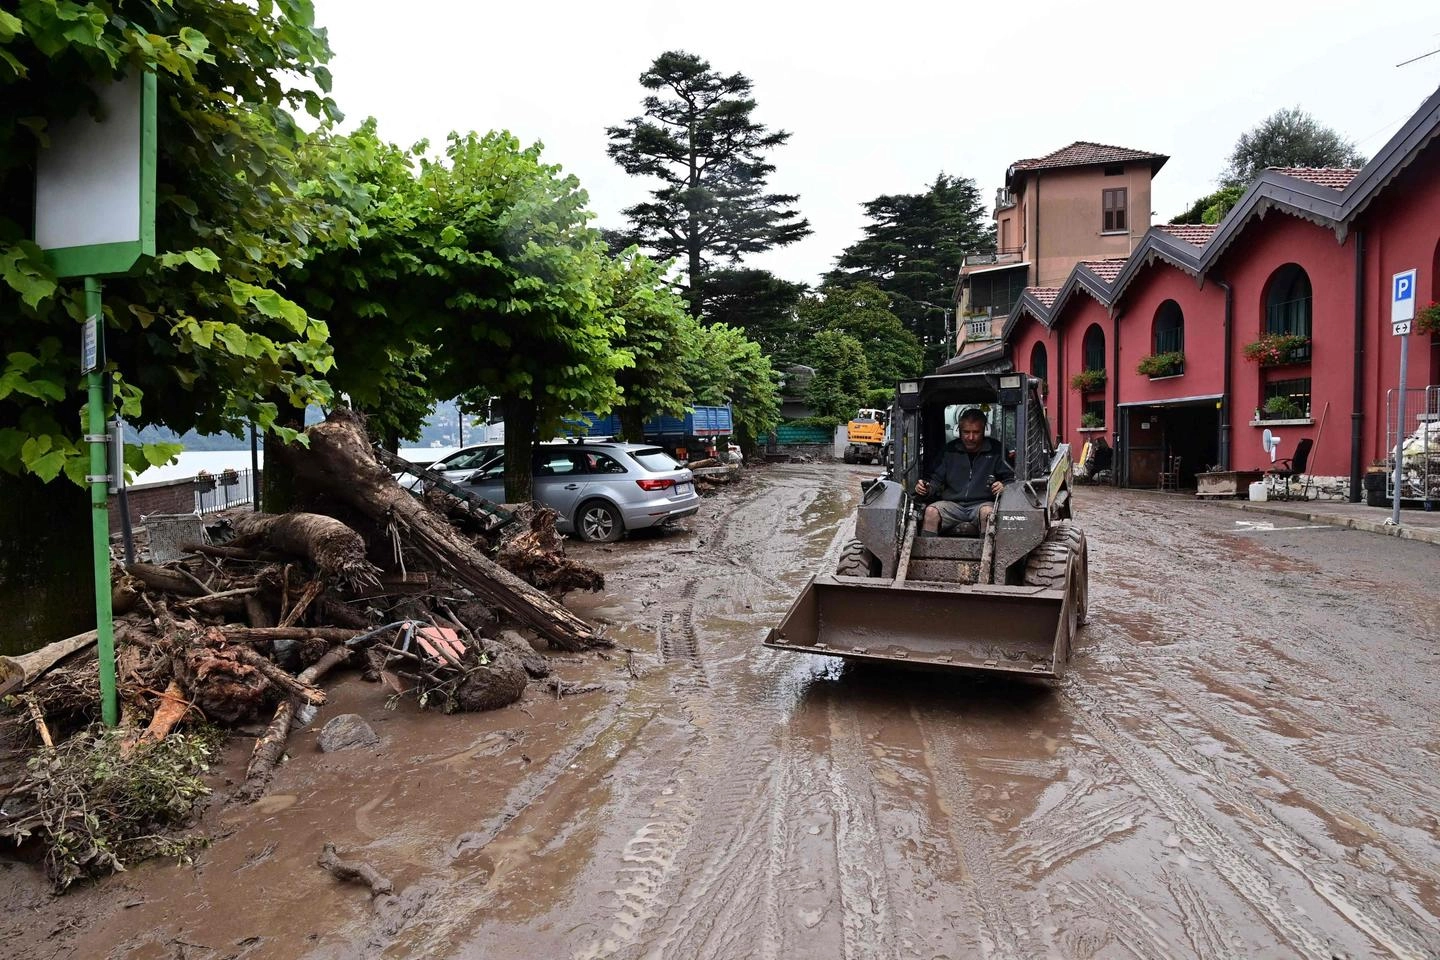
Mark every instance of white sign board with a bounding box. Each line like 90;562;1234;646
1392;268;1417;336
34;73;155;278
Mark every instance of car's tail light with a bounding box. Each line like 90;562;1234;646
635;478;675;491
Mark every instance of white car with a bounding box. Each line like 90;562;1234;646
393;442;504;490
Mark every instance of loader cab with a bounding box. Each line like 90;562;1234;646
900;373;1054;486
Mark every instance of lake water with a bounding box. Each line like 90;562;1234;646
133;447;461;485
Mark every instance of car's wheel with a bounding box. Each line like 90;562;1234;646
576;500;624;543
836;538;881;577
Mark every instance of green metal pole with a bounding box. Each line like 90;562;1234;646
85;276;118;727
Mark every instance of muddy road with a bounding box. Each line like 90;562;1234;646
5;464;1440;959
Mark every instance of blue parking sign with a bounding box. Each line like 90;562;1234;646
1392;268;1417;324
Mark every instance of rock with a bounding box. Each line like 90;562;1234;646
317;714;379;752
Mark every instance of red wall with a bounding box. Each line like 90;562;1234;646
1009;313;1058;434
1357;147;1440;466
1209;214;1357;476
1051;293;1112;453
1114;262;1227;405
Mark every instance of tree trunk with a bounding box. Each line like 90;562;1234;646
261;395;306;513
272;410;602;650
230;512;380;592
618;405;646;444
500;395;536;505
0;473;94;656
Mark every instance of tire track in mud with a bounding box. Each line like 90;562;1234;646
574;468;867;960
910;704;1043;960
1063;677;1436;960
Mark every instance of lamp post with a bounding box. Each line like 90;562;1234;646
35;74;157;727
917;300;957;359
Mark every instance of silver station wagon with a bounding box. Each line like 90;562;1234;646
460;442;700;542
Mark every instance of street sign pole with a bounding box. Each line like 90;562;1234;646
1390;269;1417;526
84;277;118;726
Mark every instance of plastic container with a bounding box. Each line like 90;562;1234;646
1248;481;1268;502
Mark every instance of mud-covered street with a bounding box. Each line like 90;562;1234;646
4;463;1440;960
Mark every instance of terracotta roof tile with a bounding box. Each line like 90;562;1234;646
1079;259;1126;282
1028;287;1060;307
1156;223;1220;246
1267;166;1361;190
1011;141;1168;173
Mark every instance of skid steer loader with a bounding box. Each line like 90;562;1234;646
764;372;1088;679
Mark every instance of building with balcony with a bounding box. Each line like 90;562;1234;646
956;142;1168;359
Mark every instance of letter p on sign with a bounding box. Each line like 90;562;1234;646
1392;268;1417;334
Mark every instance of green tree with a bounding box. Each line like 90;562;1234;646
606;50;810;316
419;132;625;503
1;0;341;645
601;250;698;441
700;268;807;362
1171;184;1246;225
800;330;870;424
683;323;780;453
826;173;991;369
1222;107;1366;187
798;283;923;391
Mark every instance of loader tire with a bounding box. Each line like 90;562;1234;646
1024;521;1089;625
836;539;880;578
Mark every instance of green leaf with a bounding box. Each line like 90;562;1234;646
0;10;24;42
0;246;58;308
141;442;183;468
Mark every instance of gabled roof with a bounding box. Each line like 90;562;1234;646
1008;141;1168;180
1265;166;1361;190
999;287;1059;341
1048;263;1118;321
1030;286;1060;307
1078;259;1127;283
1154;223;1219;246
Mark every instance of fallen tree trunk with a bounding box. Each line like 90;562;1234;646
232;513;381;593
0;629;98;696
220;626;360;645
236;644;352;803
274;411;605;651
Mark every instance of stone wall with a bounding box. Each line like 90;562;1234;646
1265;474;1351;500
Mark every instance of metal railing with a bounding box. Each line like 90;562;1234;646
194;469;258;514
1386;385;1439;505
962;247;1024;268
1265;296;1312;338
967;317;996;340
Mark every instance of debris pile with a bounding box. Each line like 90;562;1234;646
0;409;609;887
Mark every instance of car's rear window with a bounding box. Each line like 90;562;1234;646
628;448;680;471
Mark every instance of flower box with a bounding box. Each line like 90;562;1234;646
1417;300;1440;335
1069;369;1106;392
1137;351;1184;378
1243;333;1310;367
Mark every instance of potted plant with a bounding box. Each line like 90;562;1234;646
219;467;240;487
1080;411;1104;429
193;469;215;492
1136;351;1185;377
1416;300;1440;335
1242;332;1310;366
1069;369;1106;392
1262;395;1303;420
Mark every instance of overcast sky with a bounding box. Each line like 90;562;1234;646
310;1;1440;288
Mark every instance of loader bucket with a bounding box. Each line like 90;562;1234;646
763;572;1076;679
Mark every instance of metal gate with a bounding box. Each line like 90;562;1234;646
1385;385;1439;506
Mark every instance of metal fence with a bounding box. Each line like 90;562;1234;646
193;468;259;514
1385;385;1439;505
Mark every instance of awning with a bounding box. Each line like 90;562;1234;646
963;261;1030;277
1117;393;1223;408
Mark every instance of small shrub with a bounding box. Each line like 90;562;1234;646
1242;333;1309;365
1416;300;1440;335
1080;412;1104;429
1263;395;1303;420
1136;351;1184;377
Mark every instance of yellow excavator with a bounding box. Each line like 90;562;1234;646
842;407;887;464
766;372;1089;679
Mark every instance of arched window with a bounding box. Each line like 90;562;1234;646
1082;324;1106;372
1153;300;1184;355
1030;341;1048;383
1264;264;1312;339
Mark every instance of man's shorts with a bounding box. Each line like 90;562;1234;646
931;500;986;533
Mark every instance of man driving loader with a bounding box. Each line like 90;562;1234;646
913;408;1013;537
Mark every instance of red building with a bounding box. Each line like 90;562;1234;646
951;83;1440;501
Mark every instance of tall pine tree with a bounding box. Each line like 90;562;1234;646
607;51;811;316
826;173;993;368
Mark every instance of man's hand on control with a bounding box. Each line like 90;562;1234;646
989;479;1005;496
915;479;930;497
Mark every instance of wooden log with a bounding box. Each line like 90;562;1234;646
235;645;351;803
0;629;98;696
273;410;604;651
232;513;381;593
231;647;327;705
126;562;206;597
277;580;322;628
137;680;191;746
220;626;361;644
318;842;393;896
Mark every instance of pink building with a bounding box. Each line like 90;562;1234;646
947;83;1440;502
